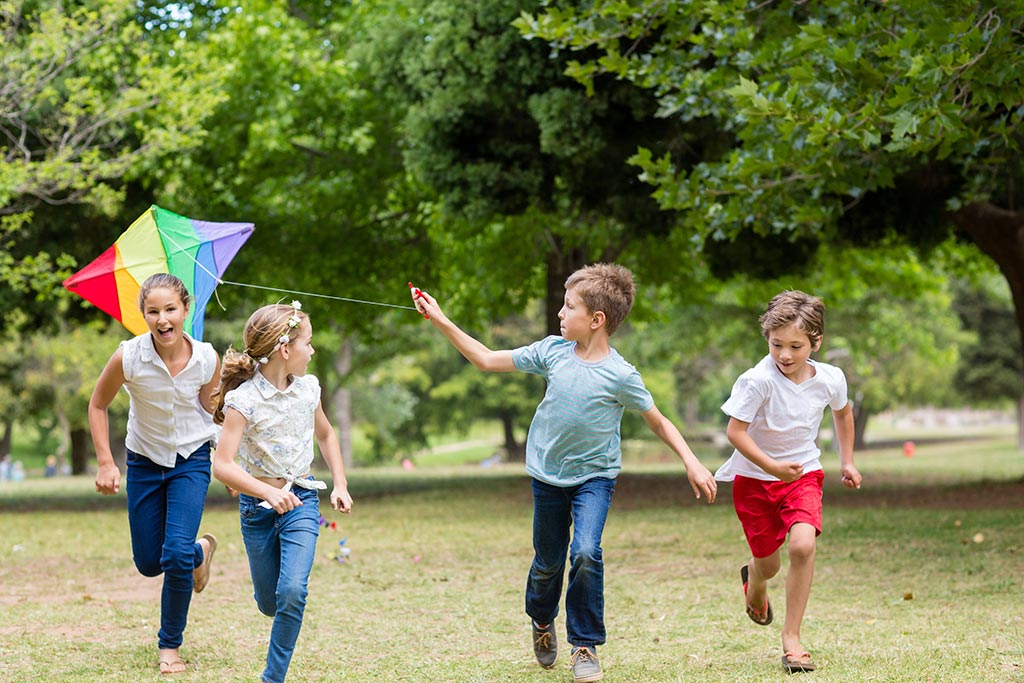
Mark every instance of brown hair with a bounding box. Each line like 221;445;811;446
564;263;636;336
211;303;309;424
138;273;191;311
759;290;825;346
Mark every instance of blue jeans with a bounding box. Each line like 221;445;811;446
239;485;321;683
125;443;211;650
525;476;615;649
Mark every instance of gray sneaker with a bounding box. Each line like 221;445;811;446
570;646;603;682
531;620;557;668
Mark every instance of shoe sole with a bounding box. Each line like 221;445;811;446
194;533;217;593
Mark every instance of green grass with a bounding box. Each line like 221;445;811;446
0;437;1022;682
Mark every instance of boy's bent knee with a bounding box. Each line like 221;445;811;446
788;539;816;564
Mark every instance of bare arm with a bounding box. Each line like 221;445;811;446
832;403;861;488
198;353;222;415
412;288;516;372
726;417;805;482
211;408;303;514
88;348;126;495
642;405;717;503
314;402;352;513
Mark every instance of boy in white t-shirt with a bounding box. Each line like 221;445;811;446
715;290;862;674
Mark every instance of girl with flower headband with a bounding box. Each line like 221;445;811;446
211;301;352;683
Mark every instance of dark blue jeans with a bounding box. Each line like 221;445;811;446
526;476;615;649
125;443;211;650
239;485;321;683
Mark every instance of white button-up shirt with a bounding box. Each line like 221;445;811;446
121;332;218;467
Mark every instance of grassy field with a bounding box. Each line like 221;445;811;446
0;436;1021;682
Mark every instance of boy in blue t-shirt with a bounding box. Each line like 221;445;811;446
413;263;717;683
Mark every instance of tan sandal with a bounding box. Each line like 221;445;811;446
193;533;217;593
782;651;816;673
159;659;186;674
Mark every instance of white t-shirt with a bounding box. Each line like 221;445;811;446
223;371;322;486
121;332;218;467
715;354;849;482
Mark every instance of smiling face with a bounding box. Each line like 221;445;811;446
142;286;189;349
767;322;821;383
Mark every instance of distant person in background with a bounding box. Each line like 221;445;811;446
716;290;862;673
88;273;220;675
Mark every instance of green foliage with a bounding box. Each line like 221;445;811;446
360;0;712;331
519;3;1024;318
157;0;432;338
953;277;1022;402
1;0;227;340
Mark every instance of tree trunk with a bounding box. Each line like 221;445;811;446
0;418;11;456
851;394;869;451
1018;393;1024;452
545;246;589;336
331;335;354;470
70;427;91;475
500;410;525;461
952;201;1024;450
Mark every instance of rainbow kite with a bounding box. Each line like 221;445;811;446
63;205;254;340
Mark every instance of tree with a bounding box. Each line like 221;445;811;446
359;0;719;334
2;0;227;338
149;0;436;464
19;323;127;473
518;2;1024;389
953;276;1023;446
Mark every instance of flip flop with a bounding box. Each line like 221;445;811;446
782;651;816;673
193;533;217;593
740;564;773;626
159;659;186;674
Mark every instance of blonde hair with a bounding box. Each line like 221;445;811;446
759;290;825;346
564;263;636;336
138;273;191;311
212;303;309;424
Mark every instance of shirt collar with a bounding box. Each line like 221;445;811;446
139;331;199;369
253;370;301;399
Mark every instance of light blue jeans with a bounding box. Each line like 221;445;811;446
125;444;211;650
239;485;321;683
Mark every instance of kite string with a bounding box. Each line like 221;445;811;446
218;279;419;311
159;229;419;312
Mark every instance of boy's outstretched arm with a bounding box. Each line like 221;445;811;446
832;403;861;489
642;405;717;503
412;287;516;372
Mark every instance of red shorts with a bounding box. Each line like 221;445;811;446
732;469;824;558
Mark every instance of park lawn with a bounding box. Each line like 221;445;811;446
0;438;1022;683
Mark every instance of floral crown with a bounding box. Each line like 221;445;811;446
245;300;303;365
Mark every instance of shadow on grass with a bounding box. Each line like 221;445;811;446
2;467;1022;513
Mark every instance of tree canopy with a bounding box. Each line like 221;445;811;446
518;2;1024;347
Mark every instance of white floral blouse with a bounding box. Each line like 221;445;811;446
223;370;326;491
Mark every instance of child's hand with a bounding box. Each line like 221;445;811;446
331;486;353;513
95;462;121;495
840;463;862;489
409;286;445;324
770;461;804;483
263;488;303;514
686;464;718;504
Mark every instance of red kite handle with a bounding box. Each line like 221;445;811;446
408;282;429;319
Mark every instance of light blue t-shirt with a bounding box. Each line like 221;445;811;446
513;335;654;487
